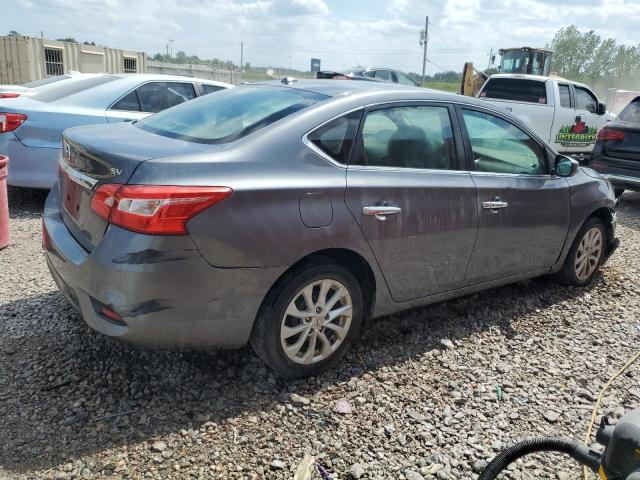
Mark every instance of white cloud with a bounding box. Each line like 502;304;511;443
3;0;640;74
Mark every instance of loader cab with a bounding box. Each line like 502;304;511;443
499;48;553;77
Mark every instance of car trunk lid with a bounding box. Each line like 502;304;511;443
58;122;211;251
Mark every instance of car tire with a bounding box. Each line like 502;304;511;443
558;217;606;286
250;261;364;378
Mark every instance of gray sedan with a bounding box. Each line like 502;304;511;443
43;80;618;378
0;74;232;189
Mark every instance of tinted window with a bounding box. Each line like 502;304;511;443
462;109;546;175
374;70;392;82
137;82;196;113
138;85;327;144
30;75;119;102
480;78;547;104
356;106;456;170
559;84;571;108
111;90;140;111
22;75;71;88
619;100;640;123
202;84;225;95
575;87;597;113
307;110;362;164
395;72;418;86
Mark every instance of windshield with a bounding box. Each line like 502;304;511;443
500;51;529;74
22;75;72;88
137;85;328;144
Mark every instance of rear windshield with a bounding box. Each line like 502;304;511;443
30;75;119;102
619;99;640;123
137;85;328;144
480;78;548;104
23;75;71;88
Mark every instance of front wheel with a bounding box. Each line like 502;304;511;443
558;217;606;286
250;262;363;378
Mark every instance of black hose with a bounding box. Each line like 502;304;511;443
478;436;601;480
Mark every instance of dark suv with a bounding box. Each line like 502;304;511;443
591;96;640;197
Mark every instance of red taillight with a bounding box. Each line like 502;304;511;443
0;113;27;133
597;127;624;142
90;184;233;235
0;93;21;99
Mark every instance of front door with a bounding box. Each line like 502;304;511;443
345;103;478;302
458;107;571;284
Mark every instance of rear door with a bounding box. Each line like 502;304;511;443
345;102;478;302
457;106;570;284
550;82;581;153
559;85;600;153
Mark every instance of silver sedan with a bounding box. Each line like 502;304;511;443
0;74;232;189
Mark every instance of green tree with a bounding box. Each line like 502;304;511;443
7;30;20;36
56;37;77;43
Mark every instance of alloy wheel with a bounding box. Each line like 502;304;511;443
280;279;353;365
574;227;603;281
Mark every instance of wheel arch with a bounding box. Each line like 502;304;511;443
256;248;377;323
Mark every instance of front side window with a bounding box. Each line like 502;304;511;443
619;100;640;123
395;72;418;86
355;105;456;170
558;84;571;108
202;84;225;95
461;109;547;175
137;82;196;113
138;85;327;144
575;87;598;113
480;78;547;104
373;70;392;82
307;110;362;164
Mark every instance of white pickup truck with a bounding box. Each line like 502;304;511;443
477;74;615;158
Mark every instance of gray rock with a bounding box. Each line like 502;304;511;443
290;393;310;406
440;339;455;349
151;441;167;452
543;410;561;423
350;463;366;479
271;459;286;470
405;469;425;480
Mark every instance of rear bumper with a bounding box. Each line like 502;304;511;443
0;133;59;189
602;173;640;191
43;183;286;348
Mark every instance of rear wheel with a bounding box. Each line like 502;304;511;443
250;262;363;378
558;217;606;286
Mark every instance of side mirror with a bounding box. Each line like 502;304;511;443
597;102;607;115
555;155;579;177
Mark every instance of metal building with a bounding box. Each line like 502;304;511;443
0;35;147;85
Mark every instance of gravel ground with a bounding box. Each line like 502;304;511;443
1;186;639;480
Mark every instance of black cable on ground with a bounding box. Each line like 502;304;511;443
478;437;601;480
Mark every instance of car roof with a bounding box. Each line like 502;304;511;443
252;79;496;108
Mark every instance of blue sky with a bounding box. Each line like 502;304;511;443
5;0;640;74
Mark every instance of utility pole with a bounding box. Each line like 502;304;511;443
169;39;174;58
419;16;429;86
166;44;169;58
240;41;244;83
289;55;292;74
488;47;493;70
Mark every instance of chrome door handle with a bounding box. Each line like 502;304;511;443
363;205;402;221
482;197;508;212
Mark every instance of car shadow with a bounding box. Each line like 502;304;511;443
0;270;607;474
7;186;48;220
617;191;640;232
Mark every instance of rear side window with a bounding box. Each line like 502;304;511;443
307;110;362;164
137;82;196;113
480;78;547;104
374;70;392;82
558;84;571;107
138;85;327;144
202;84;225;95
355;105;456;170
619;100;640;123
30;75;119;102
111;90;140;111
